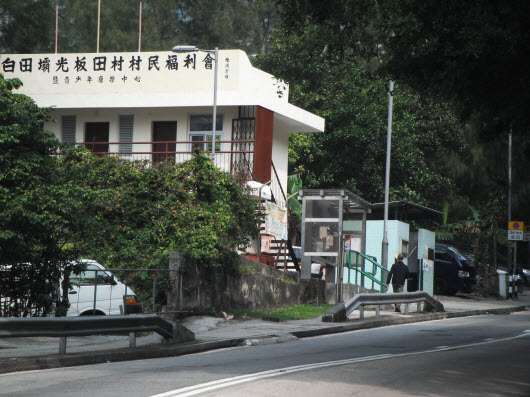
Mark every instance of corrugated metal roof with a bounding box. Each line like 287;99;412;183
370;200;444;217
298;189;372;212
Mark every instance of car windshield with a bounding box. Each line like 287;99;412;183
446;246;467;262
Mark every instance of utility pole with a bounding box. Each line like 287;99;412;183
507;131;515;298
381;80;394;273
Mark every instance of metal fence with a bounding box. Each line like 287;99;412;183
66;139;255;181
79;268;179;315
0;267;180;317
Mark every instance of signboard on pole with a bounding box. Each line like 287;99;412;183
524;225;530;241
508;221;524;241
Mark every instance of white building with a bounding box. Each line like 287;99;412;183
1;49;324;241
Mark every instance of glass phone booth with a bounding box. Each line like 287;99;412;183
299;189;371;302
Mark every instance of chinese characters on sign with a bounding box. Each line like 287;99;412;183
224;57;230;79
1;53;224;87
262;201;287;240
508;230;523;241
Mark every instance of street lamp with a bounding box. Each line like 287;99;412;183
172;45;219;159
381;80;394;272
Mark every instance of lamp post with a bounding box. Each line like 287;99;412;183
172;45;219;159
381;80;394;272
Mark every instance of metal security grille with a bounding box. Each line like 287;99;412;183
119;115;134;153
231;111;255;182
61;115;76;143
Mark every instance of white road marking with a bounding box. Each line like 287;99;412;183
150;331;530;397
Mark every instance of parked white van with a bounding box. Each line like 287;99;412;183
67;259;141;316
1;259;140;316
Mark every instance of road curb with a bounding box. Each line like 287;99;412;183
0;338;244;375
0;305;528;374
292;305;530;338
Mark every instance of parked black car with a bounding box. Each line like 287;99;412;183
434;243;477;295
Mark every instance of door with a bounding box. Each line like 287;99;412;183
434;248;458;294
231;118;255;180
152;121;177;163
85;122;109;154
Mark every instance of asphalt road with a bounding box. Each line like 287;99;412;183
1;312;529;397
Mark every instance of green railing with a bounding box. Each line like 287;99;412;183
344;249;388;292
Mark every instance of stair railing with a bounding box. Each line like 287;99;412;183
344;249;389;292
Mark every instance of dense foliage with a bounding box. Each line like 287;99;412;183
62;149;263;271
259;1;528;266
58;149;263;307
255;24;466;210
1;74;262;315
0;74;87;315
0;0;278;55
269;0;530;226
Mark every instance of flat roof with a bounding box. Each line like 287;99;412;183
298;189;372;212
0;50;325;133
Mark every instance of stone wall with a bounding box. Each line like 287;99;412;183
166;253;374;313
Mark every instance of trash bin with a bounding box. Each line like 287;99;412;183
497;269;507;298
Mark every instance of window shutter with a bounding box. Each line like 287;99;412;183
119;115;134;153
61;115;76;143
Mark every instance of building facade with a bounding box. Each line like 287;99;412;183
1;49;324;214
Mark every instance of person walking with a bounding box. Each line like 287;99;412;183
386;253;409;312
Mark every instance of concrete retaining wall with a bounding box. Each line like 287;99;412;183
166;253;374;313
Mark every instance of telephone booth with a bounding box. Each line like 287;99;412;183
298;189;371;302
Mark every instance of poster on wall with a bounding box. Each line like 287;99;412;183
262;201;287;240
344;235;351;251
261;235;272;253
422;259;433;272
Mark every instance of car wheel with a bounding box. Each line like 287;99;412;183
80;310;106;316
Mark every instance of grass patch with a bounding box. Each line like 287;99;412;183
279;276;296;284
232;304;333;321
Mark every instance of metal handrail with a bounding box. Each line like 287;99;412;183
322;291;444;322
0;314;174;338
0;314;186;354
270;162;286;210
344;249;388;292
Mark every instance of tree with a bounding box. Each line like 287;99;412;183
273;1;530;138
2;0;278;54
57;0;139;53
60;149;264;305
0;74;87;316
287;174;303;245
0;0;55;53
255;26;467;209
375;1;530;139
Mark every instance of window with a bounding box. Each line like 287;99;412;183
61;115;76;143
189;114;223;152
400;239;409;258
435;249;453;262
71;265;114;286
119;115;134;153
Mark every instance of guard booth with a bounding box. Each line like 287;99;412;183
364;220;410;291
367;200;442;297
298;189;371;302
